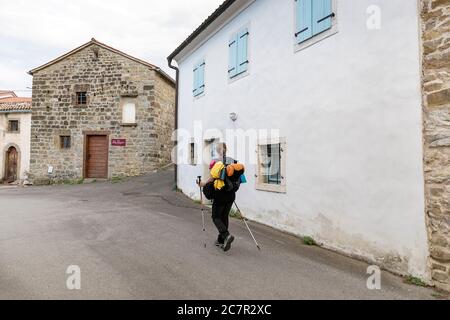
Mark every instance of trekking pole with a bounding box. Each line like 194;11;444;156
197;176;207;248
234;202;261;251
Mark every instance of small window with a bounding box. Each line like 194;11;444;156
8;120;19;132
76;92;87;105
60;136;71;149
261;144;282;185
256;139;286;193
189;143;197;165
121;98;137;125
210;140;220;160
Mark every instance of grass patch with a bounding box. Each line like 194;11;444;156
111;176;125;184
405;276;427;287
431;292;449;300
302;236;317;246
229;208;242;220
55;179;84;185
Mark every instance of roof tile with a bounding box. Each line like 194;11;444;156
0;98;32;112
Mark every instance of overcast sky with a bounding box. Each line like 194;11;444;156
0;0;224;97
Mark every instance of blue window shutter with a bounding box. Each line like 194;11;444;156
193;64;199;96
237;28;249;74
228;34;238;78
295;0;313;44
312;0;333;36
198;61;205;95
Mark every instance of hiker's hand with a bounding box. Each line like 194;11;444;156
198;177;212;188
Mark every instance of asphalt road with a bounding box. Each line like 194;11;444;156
0;170;439;299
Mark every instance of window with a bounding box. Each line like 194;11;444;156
229;27;249;79
60;136;71;149
120;95;138;127
193;60;205;97
295;0;336;46
210;140;220;160
189;142;197;165
261;144;282;185
8;120;19;132
76;92;87;105
122;102;136;124
256;139;286;193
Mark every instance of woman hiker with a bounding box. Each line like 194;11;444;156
197;143;236;252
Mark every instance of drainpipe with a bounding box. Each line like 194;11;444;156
167;57;179;190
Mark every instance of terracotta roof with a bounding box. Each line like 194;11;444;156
168;0;236;61
0;98;32;112
0;90;18;99
29;38;175;85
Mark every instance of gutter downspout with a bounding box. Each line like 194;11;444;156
167;57;179;190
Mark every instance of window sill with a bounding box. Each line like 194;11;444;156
256;183;286;194
229;71;249;84
7;131;20;134
121;123;138;127
193;93;205;101
294;26;338;53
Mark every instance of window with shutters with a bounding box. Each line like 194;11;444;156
294;0;337;51
228;26;250;81
256;138;287;193
193;60;206;98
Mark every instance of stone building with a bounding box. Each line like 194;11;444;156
169;0;450;291
28;39;175;183
0;93;32;183
421;0;450;292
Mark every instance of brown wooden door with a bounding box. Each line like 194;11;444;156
5;147;18;183
85;135;108;179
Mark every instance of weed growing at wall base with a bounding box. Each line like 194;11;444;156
405;276;427;287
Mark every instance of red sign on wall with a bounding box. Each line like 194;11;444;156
111;139;127;147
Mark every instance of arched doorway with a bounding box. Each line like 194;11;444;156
5;146;18;183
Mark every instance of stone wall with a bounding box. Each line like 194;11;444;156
153;72;176;168
420;0;450;292
30;44;175;182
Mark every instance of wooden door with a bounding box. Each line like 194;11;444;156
5;147;18;183
85;135;108;179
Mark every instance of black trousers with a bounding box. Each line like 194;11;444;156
212;201;234;243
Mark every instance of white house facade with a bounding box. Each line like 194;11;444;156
169;0;450;289
0;96;32;183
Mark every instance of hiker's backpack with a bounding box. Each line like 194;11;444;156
222;162;245;193
203;181;216;201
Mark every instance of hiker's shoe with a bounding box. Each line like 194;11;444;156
214;240;223;248
222;234;235;252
